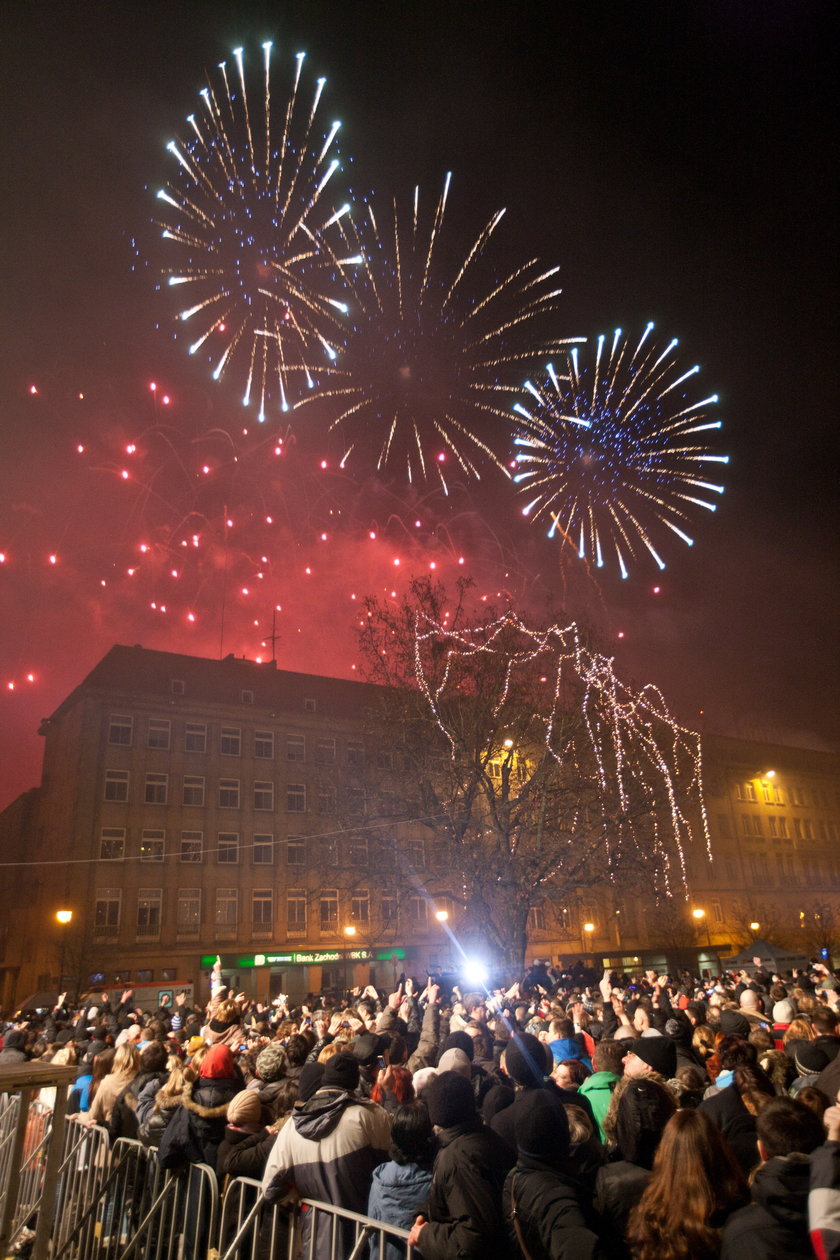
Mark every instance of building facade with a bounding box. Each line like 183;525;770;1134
1;644;838;1009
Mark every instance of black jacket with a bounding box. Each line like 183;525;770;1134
699;1083;760;1176
157;1075;241;1171
503;1155;599;1259
721;1154;812;1259
593;1160;651;1259
420;1119;515;1259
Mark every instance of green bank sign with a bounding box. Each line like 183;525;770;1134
201;947;406;969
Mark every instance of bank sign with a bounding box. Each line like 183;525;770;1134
201;947;406;969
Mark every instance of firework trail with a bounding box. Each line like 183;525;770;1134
154;43;360;420
295;174;575;491
512;324;728;576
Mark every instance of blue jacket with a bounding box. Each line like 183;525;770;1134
368;1160;433;1260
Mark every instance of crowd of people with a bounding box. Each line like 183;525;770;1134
4;954;840;1258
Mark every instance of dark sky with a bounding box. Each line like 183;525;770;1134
0;1;837;808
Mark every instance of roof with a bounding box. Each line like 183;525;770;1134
41;644;382;727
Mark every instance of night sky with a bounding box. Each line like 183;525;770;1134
1;1;836;809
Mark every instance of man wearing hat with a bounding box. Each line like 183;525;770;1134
262;1051;390;1258
621;1036;678;1080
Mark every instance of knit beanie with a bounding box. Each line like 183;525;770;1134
514;1088;570;1165
440;1031;475;1062
298;1062;325;1102
425;1070;476;1129
227;1090;262;1128
200;1044;236;1079
505;1033;549;1088
322;1052;360;1092
794;1043;829;1076
256;1043;287;1083
773;1000;795;1024
626;1036;677;1078
718;1009;751;1038
437;1048;472;1079
411;1067;438;1097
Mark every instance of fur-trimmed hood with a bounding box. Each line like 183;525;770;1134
181;1076;241;1120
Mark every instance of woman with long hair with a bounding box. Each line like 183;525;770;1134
626;1108;747;1260
88;1045;140;1125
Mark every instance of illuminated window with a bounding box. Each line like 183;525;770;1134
99;828;125;861
108;714;133;746
255;730;274;759
221;727;241;757
140;830;165;862
104;769;129;802
736;782;757;802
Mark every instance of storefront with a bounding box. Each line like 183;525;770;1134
201;947;408;1003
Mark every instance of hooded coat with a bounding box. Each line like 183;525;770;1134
721;1154;813;1259
157;1073;242;1169
418;1119;515;1260
262;1087;390;1259
367;1160;434;1260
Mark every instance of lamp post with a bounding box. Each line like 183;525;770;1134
583;921;595;962
692;907;717;977
56;909;73;995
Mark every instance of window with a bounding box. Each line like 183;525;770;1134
255;730;274;759
529;905;547;932
769;816;778;838
375;750;393;771
347;741;365;767
108;714;133;746
253;781;275;811
177;888;201;936
180;831;203;863
736;782;757;802
137;890;162;939
407;896;428;926
287;837;307;865
219;779;240;808
185;722;207;753
182;775;205;807
215;889;238;930
140;829;165;862
99;828;125;861
319;837;337;866
221;726;241;756
144;773;168;805
253;889;273;931
171;679;185;696
136;970;153;984
716;814;731;840
348;835;369;866
318;785;336;814
794;818;803;840
218;833;239;864
147;719;171;750
304;697;317;713
94;889;121;936
778;816;789;838
253;834;274;864
558;906;572;930
712;901;724;924
315;738;336;765
241;689;254;705
319;891;338;931
381;895;398;926
407;839;426;870
286;735;306;762
287;783;306;812
351;890;370;925
104;769;129;802
287;890;307;933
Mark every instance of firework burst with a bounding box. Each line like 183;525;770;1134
155;43;360;419
512;324;728;576
296;173;573;490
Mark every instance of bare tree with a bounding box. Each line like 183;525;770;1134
358;578;708;971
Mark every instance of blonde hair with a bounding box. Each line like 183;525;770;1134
112;1044;140;1076
783;1018;815;1045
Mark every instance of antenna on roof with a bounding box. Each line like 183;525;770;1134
262;607;280;665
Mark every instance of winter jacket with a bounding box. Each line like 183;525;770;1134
491;1083;595;1158
503;1155;599;1260
262;1088;390;1259
221;1126;278;1181
548;1037;592;1070
367;1160;433;1260
216;1124;267;1183
88;1069;137;1125
593;1160;651;1259
579;1071;620;1142
699;1083;761;1176
407;1000;440;1072
136;1080;183;1149
418;1118;515;1260
721;1154;812;1259
157;1075;241;1171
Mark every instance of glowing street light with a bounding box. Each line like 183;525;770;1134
750;921;760;933
343;925;357;938
434;909;449;923
583;922;595;935
56;909;73;925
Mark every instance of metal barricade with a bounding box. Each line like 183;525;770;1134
51;1118;112;1257
218;1182;416;1260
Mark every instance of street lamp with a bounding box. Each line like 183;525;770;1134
434;909;449;923
750;921;760;934
56;909;73;994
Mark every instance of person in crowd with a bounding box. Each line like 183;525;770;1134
720;1095;825;1259
579;1040;624;1141
368;1101;436;1259
87;1043;140;1126
626;1108;748;1259
407;1069;514;1259
158;1043;243;1171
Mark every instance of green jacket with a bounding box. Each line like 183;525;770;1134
578;1070;620;1141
